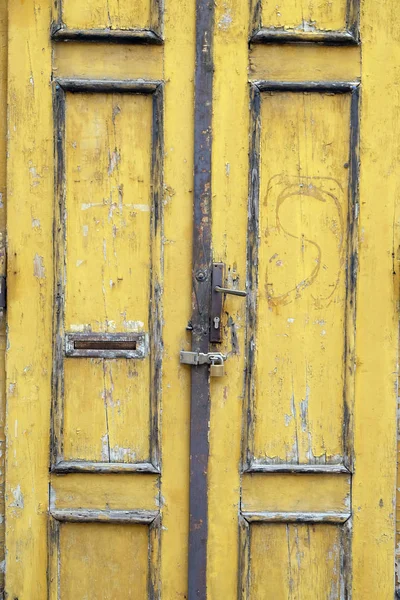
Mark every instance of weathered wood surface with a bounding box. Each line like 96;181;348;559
3;0;400;597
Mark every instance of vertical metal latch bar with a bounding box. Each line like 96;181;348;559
189;0;215;597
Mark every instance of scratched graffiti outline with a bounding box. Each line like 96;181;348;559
264;174;345;308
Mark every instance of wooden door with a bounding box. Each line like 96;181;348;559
5;0;400;599
6;0;194;598
207;0;399;598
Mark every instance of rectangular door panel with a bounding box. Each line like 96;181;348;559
62;0;152;31
241;521;348;600
52;80;163;474
262;1;347;32
52;0;163;41
50;473;159;510
49;519;160;600
64;91;152;333
251;0;359;43
59;523;148;599
245;84;358;472
63;358;150;464
242;473;351;517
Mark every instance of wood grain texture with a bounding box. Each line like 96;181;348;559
249;45;360;83
261;0;347;31
61;0;151;30
6;0;54;596
246;89;357;470
242;473;351;515
246;523;345;599
208;0;250;597
50;473;159;511
159;0;194;596
54;43;163;81
0;3;6;596
250;0;359;43
352;0;399;596
59;522;149;598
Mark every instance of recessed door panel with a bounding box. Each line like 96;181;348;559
251;0;359;42
62;0;152;32
244;523;345;600
52;0;163;40
64;91;152;332
261;0;347;33
52;83;162;473
63;358;150;464
58;523;149;599
247;89;356;470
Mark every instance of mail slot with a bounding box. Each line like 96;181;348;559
65;333;148;359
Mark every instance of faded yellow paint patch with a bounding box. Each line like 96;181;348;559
59;523;149;599
242;473;351;514
248;523;342;599
250;45;360;83
54;43;163;81
51;473;158;510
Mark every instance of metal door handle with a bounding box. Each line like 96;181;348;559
214;286;247;297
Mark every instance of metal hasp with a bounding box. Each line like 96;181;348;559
180;351;227;366
0;276;6;310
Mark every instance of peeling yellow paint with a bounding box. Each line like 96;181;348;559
261;0;346;32
4;0;399;597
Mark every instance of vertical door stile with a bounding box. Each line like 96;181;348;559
0;3;6;596
189;0;214;598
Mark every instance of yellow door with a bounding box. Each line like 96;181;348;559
6;0;194;598
5;1;399;599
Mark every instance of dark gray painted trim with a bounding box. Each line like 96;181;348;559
188;0;215;597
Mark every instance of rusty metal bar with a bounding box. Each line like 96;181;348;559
188;0;214;597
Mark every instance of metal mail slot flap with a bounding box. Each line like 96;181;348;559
65;332;148;359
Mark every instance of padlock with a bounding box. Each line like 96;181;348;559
210;355;224;377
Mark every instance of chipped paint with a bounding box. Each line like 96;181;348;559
10;485;24;510
108;149;121;175
33;253;45;279
218;4;232;31
122;319;144;332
